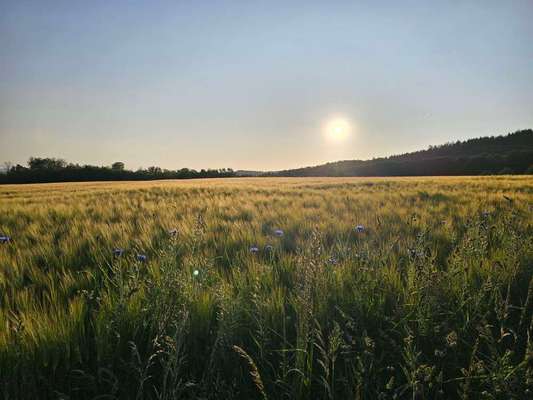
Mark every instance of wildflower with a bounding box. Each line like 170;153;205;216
328;257;338;265
169;228;178;236
136;254;147;262
193;269;200;277
250;246;259;254
344;332;354;343
112;248;124;257
0;236;11;244
482;211;490;218
355;225;365;233
264;244;274;252
274;229;284;237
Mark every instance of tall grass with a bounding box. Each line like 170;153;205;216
0;177;532;399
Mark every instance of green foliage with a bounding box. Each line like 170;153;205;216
0;177;532;399
0;158;235;184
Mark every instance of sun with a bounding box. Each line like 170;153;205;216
325;117;351;142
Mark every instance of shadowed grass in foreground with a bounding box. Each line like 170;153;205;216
0;177;532;399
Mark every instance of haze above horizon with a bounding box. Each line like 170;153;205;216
1;1;532;170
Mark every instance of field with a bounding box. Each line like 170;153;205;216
0;177;532;399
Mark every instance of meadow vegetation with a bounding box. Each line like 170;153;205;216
0;177;532;399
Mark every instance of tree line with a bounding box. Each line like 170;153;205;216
270;129;533;177
0;158;235;184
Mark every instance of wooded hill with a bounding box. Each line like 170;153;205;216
269;129;533;176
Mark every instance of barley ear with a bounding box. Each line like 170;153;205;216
232;345;268;400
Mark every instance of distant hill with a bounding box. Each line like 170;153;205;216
268;129;533;176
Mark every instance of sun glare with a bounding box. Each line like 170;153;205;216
325;117;351;142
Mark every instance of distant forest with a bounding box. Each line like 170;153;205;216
269;129;533;177
0;159;235;184
1;129;532;184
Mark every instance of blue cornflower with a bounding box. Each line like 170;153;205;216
0;236;11;244
250;246;259;254
274;229;284;237
113;248;124;257
328;257;338;265
355;225;365;233
136;254;147;262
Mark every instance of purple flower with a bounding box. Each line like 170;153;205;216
113;248;124;257
274;229;284;237
355;225;365;233
0;236;11;244
136;254;147;262
328;257;338;265
169;228;178;236
250;246;259;254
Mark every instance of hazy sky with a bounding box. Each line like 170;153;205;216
1;1;532;171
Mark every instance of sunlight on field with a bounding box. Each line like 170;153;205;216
0;177;532;398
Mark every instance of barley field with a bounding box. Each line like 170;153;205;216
0;177;532;399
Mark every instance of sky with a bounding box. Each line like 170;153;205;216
1;0;532;171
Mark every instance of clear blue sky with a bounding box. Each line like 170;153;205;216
1;0;532;170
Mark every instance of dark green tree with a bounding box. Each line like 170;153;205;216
111;162;125;171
